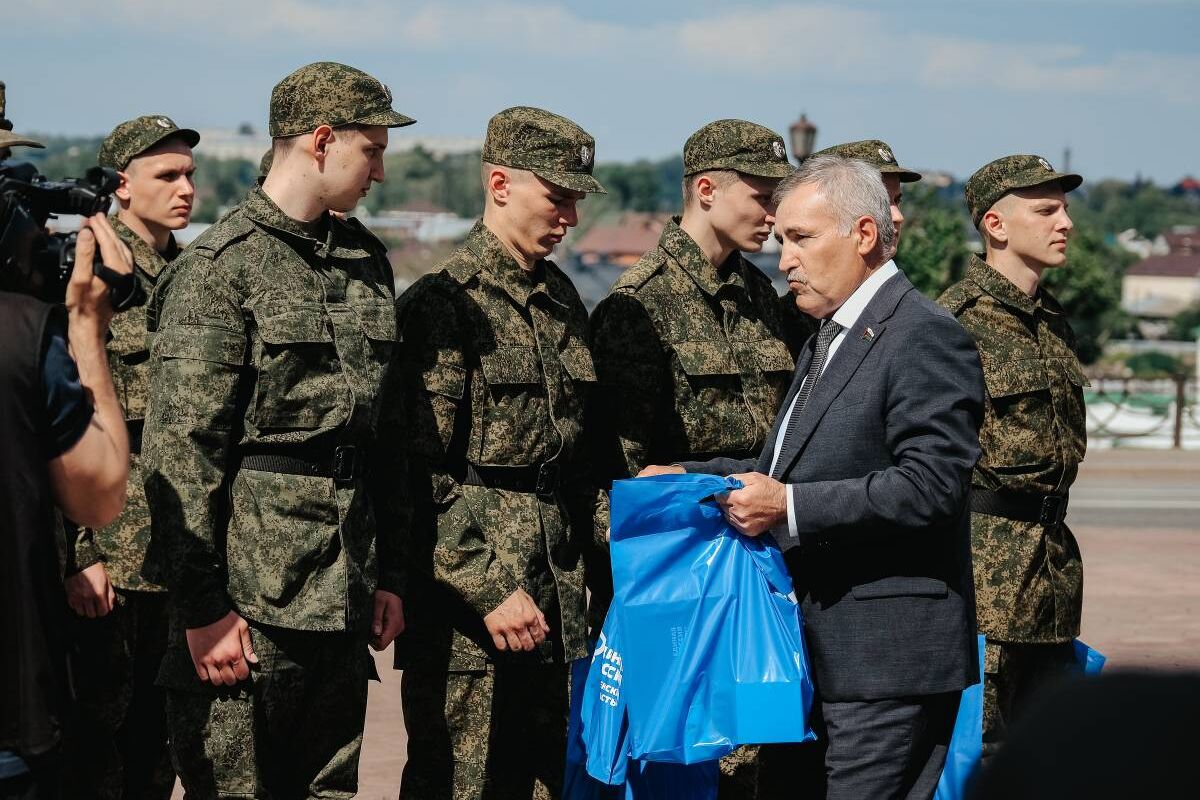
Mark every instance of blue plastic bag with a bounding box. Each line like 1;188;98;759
577;621;631;786
606;474;815;764
934;636;1107;800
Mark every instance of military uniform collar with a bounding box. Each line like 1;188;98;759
465;220;564;309
966;253;1052;316
243;185;337;257
659;217;746;297
109;215;176;280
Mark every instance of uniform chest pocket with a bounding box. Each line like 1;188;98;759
982;358;1050;400
671;340;739;380
559;345;597;384
251;303;345;430
355;300;398;367
752;339;796;374
479;346;541;386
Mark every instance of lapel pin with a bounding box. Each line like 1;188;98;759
861;326;875;341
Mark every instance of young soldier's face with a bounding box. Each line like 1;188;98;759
322;125;388;212
882;173;904;244
120;139;195;231
504;170;586;263
708;173;778;254
992;185;1073;269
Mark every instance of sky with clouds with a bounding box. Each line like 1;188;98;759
6;0;1198;182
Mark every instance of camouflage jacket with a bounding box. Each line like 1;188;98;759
938;255;1087;642
588;219;799;476
141;186;406;638
393;221;600;671
67;217;176;591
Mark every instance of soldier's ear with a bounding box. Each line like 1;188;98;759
487;166;512;203
114;169;132;203
311;125;335;162
982;209;1008;245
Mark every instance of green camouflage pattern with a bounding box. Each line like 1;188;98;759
481;106;606;194
965;154;1083;226
392;220;601;673
810;138;921;182
589;218;801;477
938;255;1086;643
67;217;176;591
63;591;173;800
682;119;792;178
164;624;369;798
982;640;1078;760
400;665;569;800
269;61;416;137
97;115;199;170
0;80;44;150
141;185;407;638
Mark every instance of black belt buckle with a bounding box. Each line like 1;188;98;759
332;445;358;482
1039;495;1067;527
535;462;560;497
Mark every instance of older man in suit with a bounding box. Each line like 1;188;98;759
644;154;984;799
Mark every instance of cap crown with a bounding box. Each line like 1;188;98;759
269;61;415;138
811;139;921;181
966;154;1082;226
483;106;595;175
683;119;792;179
98;115;199;169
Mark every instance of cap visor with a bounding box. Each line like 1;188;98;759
1055;173;1083;192
885;165;922;183
357;110;417;129
534;169;607;194
0;132;45;149
736;162;795;179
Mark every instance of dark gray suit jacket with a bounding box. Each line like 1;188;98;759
682;272;984;702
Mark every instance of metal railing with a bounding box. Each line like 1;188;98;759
1086;375;1198;449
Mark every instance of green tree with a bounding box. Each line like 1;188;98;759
896;184;971;297
1168;304;1200;341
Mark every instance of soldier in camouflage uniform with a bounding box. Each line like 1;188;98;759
393;106;606;800
937;155;1086;761
61;115;199;800
809;139;920;247
141;62;413;798
588;119;796;799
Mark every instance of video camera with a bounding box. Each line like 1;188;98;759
0;161;145;309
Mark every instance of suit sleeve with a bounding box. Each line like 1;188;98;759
788;312;983;539
141;255;246;629
397;282;519;618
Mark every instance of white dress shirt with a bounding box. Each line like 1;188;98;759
771;260;899;545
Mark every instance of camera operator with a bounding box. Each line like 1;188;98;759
61;115;197;800
1;214;133;800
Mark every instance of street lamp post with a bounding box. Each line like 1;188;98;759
789;113;818;164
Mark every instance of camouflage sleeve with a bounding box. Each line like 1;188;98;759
372;343;410;598
62;520;101;575
142;256;246;630
397;282;519;617
588;292;669;477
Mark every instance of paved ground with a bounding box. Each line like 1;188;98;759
173;448;1200;797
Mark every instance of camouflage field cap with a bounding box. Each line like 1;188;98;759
966;154;1083;227
269;61;416;138
811;139;921;182
0;81;44;150
98;115;200;170
482;106;605;194
683;119;792;179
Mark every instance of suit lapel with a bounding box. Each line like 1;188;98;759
771;272;914;479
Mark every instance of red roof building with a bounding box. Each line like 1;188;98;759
573;213;667;267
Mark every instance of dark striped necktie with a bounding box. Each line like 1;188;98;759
793;318;842;417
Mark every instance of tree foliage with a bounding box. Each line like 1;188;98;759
896;184;972;297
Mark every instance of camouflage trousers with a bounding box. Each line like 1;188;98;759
164;623;369;799
981;639;1079;762
717;746;763;799
400;664;570;800
63;589;174;800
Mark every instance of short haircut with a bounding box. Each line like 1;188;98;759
773;154;897;259
682;169;738;208
272;123;367;158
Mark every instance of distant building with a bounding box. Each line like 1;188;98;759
1172;176;1200;199
1123;226;1200;319
573;213;667;266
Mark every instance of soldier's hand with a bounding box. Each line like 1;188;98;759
371;590;404;651
186;611;259;686
64;562;115;618
637;464;686;478
484;588;550;653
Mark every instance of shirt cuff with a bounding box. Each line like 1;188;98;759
771;485;801;550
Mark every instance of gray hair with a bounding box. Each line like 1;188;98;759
773;154;897;260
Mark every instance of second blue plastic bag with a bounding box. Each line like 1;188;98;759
606;473;816;764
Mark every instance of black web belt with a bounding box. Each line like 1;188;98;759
971;488;1069;527
462;462;561;497
240;444;365;482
